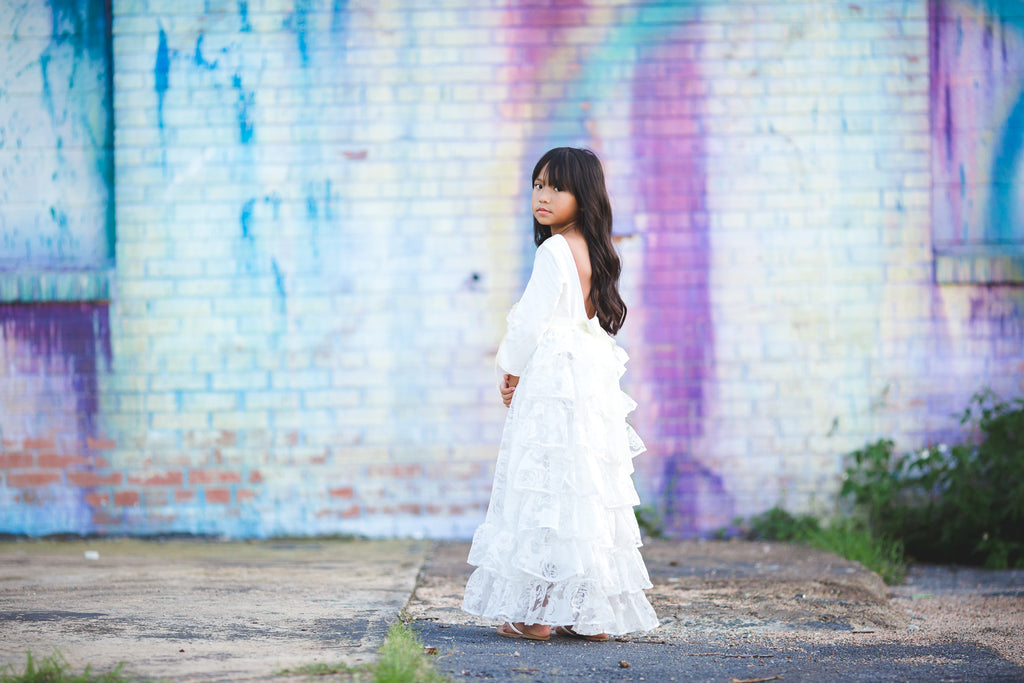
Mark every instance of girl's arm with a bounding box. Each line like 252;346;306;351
496;243;565;376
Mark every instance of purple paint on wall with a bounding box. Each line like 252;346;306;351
632;39;728;536
0;304;111;437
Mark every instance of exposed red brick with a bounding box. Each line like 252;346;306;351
0;453;34;468
38;453;90;468
86;436;118;450
249;470;264;484
188;469;242;485
23;436;57;450
68;471;123;487
8;472;61;487
175;489;196;503
93;509;120;525
205;488;231;504
398;504;421;515
341;505;361;518
329;486;354;499
85;492;110;506
216;431;237;446
114;490;140;506
237;489;257;502
127;471;184;486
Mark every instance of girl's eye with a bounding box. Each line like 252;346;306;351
553;186;561;192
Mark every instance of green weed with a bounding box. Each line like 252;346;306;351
739;507;907;584
804;518;907;585
0;652;129;683
843;390;1024;569
373;620;447;683
276;619;447;683
275;660;371;680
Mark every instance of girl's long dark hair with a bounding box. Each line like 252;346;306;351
531;147;627;335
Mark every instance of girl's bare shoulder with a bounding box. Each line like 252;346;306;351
561;231;592;270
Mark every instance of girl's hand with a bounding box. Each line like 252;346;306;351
500;374;519;407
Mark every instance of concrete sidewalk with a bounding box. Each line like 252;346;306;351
2;537;1022;681
0;538;427;681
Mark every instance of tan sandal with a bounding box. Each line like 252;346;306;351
554;625;609;642
497;622;550;641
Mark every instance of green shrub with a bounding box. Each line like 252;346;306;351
743;506;821;542
842;391;1024;569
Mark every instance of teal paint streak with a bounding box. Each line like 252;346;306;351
231;73;254;144
986;92;1024;242
238;1;251;32
155;28;169;129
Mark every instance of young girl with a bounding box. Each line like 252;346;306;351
462;148;659;641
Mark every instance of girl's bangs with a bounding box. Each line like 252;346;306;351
533;149;578;194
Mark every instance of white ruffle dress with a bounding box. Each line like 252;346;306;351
462;233;659;636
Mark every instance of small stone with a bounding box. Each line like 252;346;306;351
619;660;630;668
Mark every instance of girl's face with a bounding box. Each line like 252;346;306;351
532;165;579;233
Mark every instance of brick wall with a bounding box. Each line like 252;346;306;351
2;0;1023;538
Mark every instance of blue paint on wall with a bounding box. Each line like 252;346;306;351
271;259;286;299
20;0;115;268
987;91;1024;242
155;27;169;129
331;0;348;34
306;191;318;219
238;198;258;275
240;198;255;239
238;1;252;32
290;0;312;67
194;35;217;70
232;73;254;144
47;0;108;61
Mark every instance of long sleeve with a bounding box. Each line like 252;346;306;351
496;242;567;376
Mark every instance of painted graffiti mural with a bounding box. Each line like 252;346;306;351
1;0;1023;538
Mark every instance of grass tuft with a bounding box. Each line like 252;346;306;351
275;619;447;682
373;621;447;683
739;506;907;585
0;651;129;683
275;660;372;679
804;517;907;585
